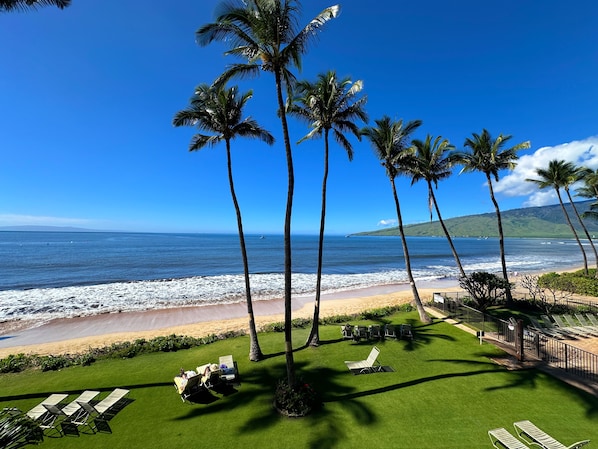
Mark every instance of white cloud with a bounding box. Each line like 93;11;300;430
0;214;93;227
494;136;598;206
377;219;397;227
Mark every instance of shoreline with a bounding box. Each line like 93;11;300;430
0;267;590;359
0;279;461;358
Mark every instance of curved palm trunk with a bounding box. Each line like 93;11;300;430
225;141;263;362
390;178;431;324
565;189;598;277
275;69;296;387
556;188;588;274
306;131;329;347
485;173;513;305
428;182;466;279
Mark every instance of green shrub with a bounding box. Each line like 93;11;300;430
39;355;69;372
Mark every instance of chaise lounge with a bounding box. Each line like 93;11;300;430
514;419;590;449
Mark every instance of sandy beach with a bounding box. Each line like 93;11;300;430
0;281;460;359
2;271;598;359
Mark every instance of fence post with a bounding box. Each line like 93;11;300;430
515;319;524;362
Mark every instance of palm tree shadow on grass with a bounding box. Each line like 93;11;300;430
427;357;598;417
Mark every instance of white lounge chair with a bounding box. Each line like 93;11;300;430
42;390;100;435
488;427;531;449
340;324;354;340
514;420;590;449
574;314;598;332
25;393;68;423
550;315;591;338
344;346;383;374
77;388;130;430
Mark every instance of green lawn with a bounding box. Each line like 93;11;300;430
2;311;597;449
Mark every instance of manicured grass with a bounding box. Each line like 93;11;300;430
2;311;598;448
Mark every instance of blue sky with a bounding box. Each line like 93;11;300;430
1;1;597;235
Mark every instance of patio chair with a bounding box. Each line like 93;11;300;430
14;393;69;434
344;346;383;374
574;313;598;332
368;325;383;340
354;325;369;341
488;427;532;449
540;315;579;339
174;373;201;402
197;363;222;389
400;324;414;340
384;324;398;339
40;391;99;431
218;354;239;383
586;314;598;327
78;388;130;426
527;316;565;340
340;324;354;340
562;315;598;336
514;420;590;449
550;315;590;338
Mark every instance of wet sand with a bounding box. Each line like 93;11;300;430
0;280;460;358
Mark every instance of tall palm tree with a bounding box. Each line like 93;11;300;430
0;0;70;12
526;160;590;275
361;116;431;324
173;83;274;361
453;129;530;305
289;70;368;347
578;168;598;220
408;135;466;278
560;164;598;277
196;0;339;387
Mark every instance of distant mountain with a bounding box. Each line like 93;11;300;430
0;225;102;232
355;200;598;238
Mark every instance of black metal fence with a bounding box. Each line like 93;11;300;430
430;293;598;384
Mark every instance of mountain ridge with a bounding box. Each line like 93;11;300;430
354;200;598;238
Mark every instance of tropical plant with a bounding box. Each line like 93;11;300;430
408;134;465;278
289;70;368;346
0;410;43;449
361;116;431;324
458;271;510;312
173;83;274;361
560;164;598;277
526;159;589;275
453;129;530;305
196;0;339;387
0;0;70;12
578;168;598;221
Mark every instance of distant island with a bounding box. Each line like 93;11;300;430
354;200;598;239
0;225;102;232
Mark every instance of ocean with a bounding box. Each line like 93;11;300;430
0;231;589;323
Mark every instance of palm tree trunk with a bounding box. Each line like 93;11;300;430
390;178;431;324
428;182;466;278
306;131;329;347
485;174;513;305
557;189;588;275
226;141;263;362
275;69;296;387
565;189;598;277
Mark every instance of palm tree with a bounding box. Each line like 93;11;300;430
0;0;70;12
289;70;368;347
560;164;598;277
173;83;274;361
408;135;466;278
453;129;530;305
578;168;598;221
361;116;431;324
526;160;590;275
196;0;339;387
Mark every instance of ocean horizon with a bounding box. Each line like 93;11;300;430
0;231;588;323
